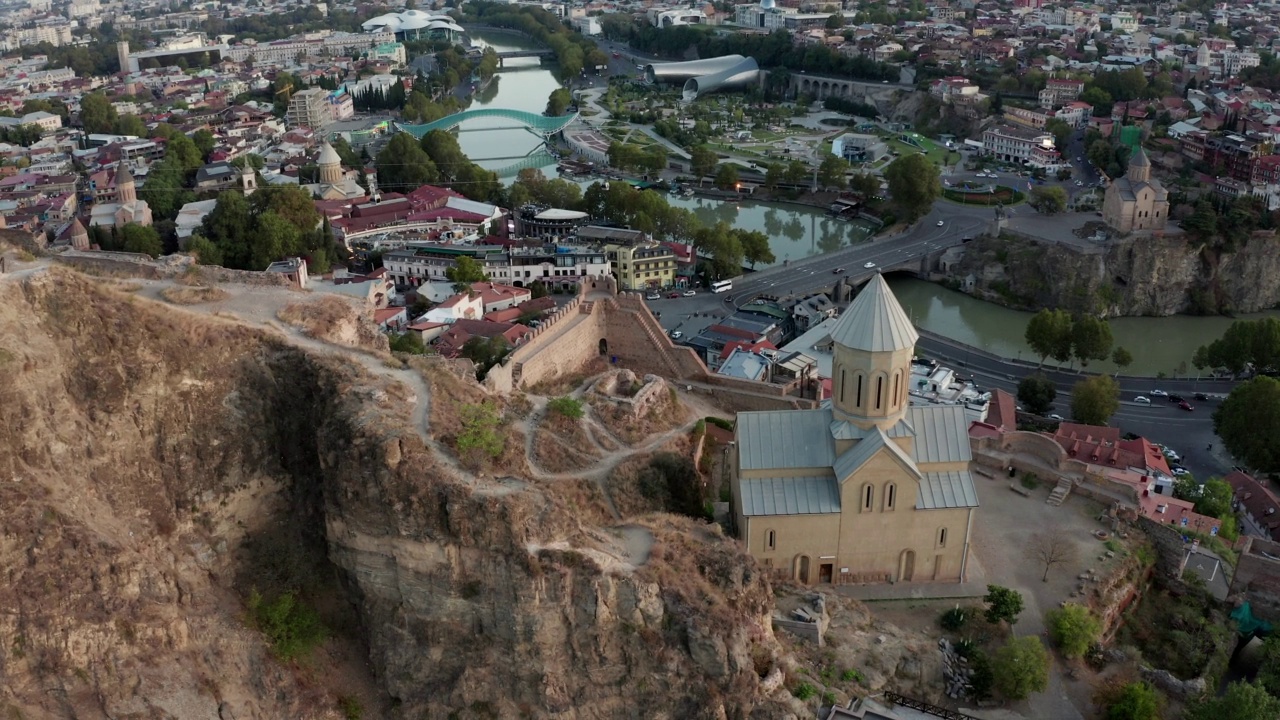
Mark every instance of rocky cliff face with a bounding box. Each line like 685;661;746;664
946;229;1280;316
0;269;793;719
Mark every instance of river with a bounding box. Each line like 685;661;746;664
456;29;1259;376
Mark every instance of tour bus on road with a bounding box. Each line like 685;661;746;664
711;279;733;293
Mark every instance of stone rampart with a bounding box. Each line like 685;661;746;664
485;280;603;393
607;293;710;379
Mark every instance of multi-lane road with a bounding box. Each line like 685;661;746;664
727;203;994;303
647;199;1236;480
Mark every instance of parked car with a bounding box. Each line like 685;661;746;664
1150;389;1168;396
683;290;696;297
1049;413;1065;421
1194;392;1210;401
1172;467;1190;476
1134;396;1151;404
667;292;680;298
669;330;683;339
645;292;660;300
1179;401;1194;411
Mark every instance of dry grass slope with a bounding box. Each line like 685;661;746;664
277;295;389;353
160;285;231;305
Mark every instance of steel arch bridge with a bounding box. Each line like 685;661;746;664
490;149;557;177
395;108;579;138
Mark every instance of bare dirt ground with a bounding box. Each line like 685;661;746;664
964;474;1128;720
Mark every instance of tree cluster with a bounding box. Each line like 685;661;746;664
1045;603;1101;659
1178;195;1275;253
545;88;573;117
882;154;939;222
88;222;163;257
606;141;667;175
1024;309;1121;369
822;96;880;119
1172;476;1237;538
374;130;501;202
1028;185;1068;215
349;80;408;113
1071;374;1120;426
507;168;583;209
192;185;333;272
1194;317;1280;377
460;2;607;82
693;221;774;278
1214;376;1280;474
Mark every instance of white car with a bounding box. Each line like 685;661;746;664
669;330;683;340
1151;389;1169;396
1134;396;1151;404
1172;467;1190;476
683;290;696;297
1049;413;1064;421
989;173;999;178
936;220;944;226
974;172;987;178
645;293;660;300
864;261;876;268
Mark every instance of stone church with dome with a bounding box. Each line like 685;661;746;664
730;274;979;585
1101;147;1169;234
302;142;367;201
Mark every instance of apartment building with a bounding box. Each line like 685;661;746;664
285;87;330;131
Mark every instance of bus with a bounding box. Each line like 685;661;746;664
711;279;733;293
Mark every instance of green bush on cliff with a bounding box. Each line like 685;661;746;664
247;589;327;661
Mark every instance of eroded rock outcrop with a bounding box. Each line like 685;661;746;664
0;269;792;719
946;230;1280;316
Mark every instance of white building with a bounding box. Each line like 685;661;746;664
981;123;1062;170
222;31;395;65
650;8;708;27
0;110;61;133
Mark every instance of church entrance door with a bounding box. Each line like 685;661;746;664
819;563;833;584
898;550;915;582
796;555;811;584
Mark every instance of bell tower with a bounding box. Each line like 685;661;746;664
828;273;918;431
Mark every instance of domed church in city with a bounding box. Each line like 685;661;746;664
730;273;979;585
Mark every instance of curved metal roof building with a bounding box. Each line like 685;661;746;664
681;56;759;101
644;55;761;101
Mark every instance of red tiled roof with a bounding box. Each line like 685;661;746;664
986;388;1017;432
1227;471;1280;541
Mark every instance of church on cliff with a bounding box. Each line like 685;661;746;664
730;274;979;585
1101;147;1169;235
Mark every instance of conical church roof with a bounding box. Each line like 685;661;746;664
317;142;341;167
115;160;134;185
1129;146;1150;168
829;272;918;353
